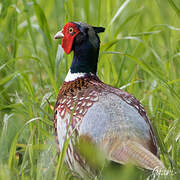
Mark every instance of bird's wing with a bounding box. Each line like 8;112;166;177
96;81;159;157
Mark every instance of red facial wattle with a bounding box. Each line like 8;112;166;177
61;23;80;54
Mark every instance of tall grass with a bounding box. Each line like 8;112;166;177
0;0;180;179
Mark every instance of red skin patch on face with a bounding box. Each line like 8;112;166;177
61;22;81;54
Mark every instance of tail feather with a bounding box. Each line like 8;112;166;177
106;140;164;170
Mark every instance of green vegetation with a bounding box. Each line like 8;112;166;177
0;0;180;179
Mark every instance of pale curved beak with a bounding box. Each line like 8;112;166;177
54;30;64;39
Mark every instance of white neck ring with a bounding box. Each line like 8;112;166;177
65;70;94;82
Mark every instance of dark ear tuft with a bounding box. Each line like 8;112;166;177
92;26;105;33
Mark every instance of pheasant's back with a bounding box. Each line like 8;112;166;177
54;75;161;175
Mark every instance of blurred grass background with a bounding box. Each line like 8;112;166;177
0;0;180;179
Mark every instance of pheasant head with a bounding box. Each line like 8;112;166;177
54;22;105;74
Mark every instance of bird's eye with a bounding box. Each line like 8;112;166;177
69;27;73;34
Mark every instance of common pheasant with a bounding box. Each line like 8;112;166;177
53;22;164;177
